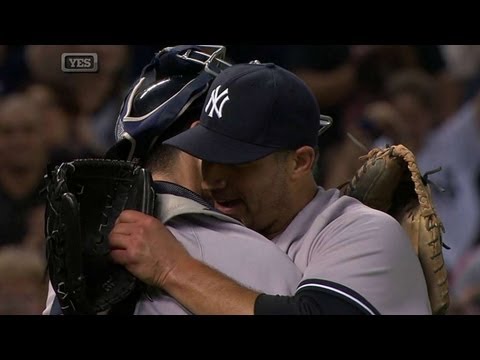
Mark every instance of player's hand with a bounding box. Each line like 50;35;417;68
109;210;190;288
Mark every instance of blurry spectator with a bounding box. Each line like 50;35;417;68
0;246;47;315
24;83;100;164
24;45;131;153
352;45;418;94
347;45;460;127
384;69;440;152
290;46;356;110
24;45;72;90
0;93;48;248
347;45;420;120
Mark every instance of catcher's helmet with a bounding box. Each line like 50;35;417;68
106;45;231;162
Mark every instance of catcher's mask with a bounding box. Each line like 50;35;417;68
108;45;232;162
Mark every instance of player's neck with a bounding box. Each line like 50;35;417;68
152;153;203;196
262;180;318;240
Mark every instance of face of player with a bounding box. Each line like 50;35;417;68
201;152;294;239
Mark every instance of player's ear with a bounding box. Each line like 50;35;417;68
291;146;315;179
190;120;201;129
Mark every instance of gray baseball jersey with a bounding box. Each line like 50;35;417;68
134;192;302;314
272;187;432;315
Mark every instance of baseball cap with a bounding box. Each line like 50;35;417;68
164;62;332;164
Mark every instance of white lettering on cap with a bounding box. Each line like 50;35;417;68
205;85;230;119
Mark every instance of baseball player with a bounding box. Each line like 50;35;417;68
111;62;433;314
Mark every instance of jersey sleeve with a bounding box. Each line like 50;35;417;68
300;208;431;314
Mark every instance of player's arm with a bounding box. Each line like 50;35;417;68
162;255;259;315
163;256;375;314
135;246;374;315
109;210;376;315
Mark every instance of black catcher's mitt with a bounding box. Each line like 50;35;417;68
45;159;155;314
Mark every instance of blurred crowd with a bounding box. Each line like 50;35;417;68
1;45;479;315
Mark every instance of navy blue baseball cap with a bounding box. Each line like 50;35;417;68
164;62;332;164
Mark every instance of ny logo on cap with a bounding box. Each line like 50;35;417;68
205;85;229;118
